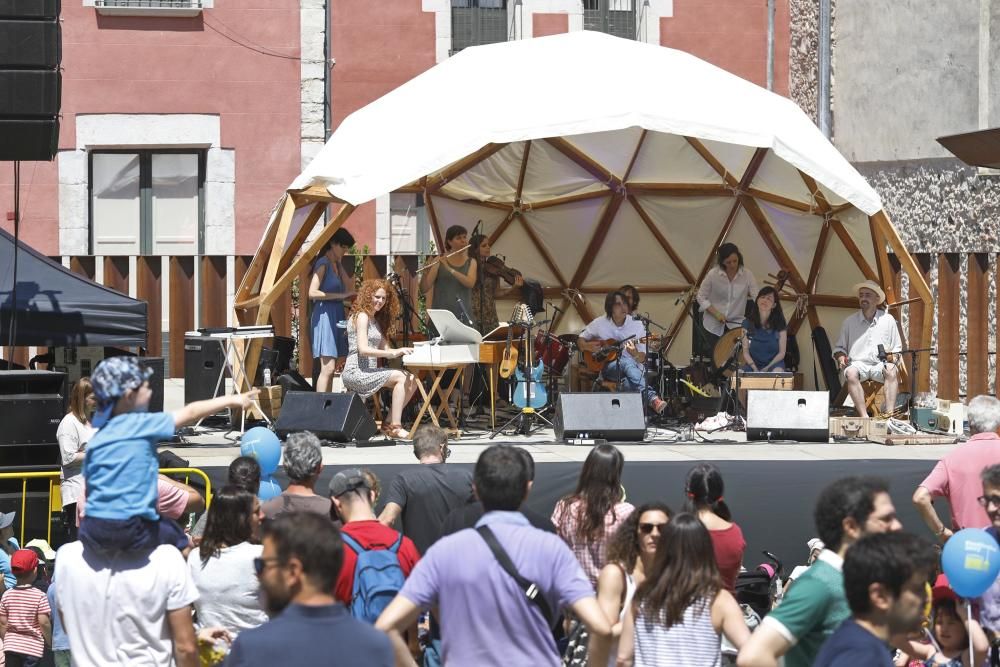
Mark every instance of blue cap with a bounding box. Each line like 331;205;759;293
90;356;153;428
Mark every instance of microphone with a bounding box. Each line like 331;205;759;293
877;344;887;363
456;298;474;327
547;301;564;314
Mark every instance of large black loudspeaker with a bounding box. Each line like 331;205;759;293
0;0;61;161
184;335;226;404
747;390;830;442
554;393;647;442
274;392;377;443
0;370;66;466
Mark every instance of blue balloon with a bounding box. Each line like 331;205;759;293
240;427;282;476
941;528;1000;598
257;475;282;501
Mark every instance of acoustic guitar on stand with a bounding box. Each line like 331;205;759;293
498;304;530;379
581;335;658;373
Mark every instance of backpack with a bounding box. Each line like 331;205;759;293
341;531;406;624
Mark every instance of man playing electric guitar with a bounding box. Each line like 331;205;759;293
577;290;668;415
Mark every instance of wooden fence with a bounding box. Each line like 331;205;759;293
3;251;997;400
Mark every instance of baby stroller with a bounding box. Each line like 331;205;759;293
722;552;784;665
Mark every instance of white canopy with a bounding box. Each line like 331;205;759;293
244;31;930;387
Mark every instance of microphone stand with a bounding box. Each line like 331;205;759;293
388;274;428;347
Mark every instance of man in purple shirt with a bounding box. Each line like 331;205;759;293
376;445;613;666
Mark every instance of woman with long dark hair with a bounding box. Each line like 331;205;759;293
341;279;418;440
308;227;357;392
551;444;635;586
685;463;746;594
740;285;787;372
468;233;522;335
597;502;672;667
621;513;749;666
186;485;267;636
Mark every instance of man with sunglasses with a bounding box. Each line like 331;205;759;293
971;464;1000;665
913;395;1000;542
227;512;393;667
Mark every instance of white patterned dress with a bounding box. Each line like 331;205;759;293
341;314;394;399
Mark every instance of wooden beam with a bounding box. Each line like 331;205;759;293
515;140;531;204
869;215;892;302
937;253;960;400
528;190;611;210
807;220;832;293
684;137;740;187
424;192;444;252
746;188;814;213
968;253;990;397
908;253;932;393
798;170;832;212
168;257;195;378
544;136;621;190
628;196;696;284
829;219;879;282
830;202;854;215
627;183;733;197
393;183;424;193
431;191;513;211
568;194;625;289
426;143;508;193
623;129;646;182
740;195;808;293
262;203;356;308
277;201;328;278
237;197;285;301
287;184;345;203
542;285;691;296
807;294;867;308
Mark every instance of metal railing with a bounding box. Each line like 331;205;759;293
95;0;204;8
0;467;212;546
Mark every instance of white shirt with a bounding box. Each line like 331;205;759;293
56;413;95;507
187;542;267;635
697;266;758;336
580;315;649;353
833;309;902;365
56;542;199;667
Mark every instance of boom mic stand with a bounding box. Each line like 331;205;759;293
387;273;428;346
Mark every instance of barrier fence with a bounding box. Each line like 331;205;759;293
0;467;213;546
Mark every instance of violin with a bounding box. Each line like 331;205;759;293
483;255;522;286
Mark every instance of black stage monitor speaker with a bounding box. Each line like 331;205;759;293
184;335;226;404
747;390;830;442
0;370;66;466
554;392;646;442
274;392;377;443
0;0;61;161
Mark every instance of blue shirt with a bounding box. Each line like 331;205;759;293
47;576;70;651
83;412;175;521
742;317;783;368
812;619;894;667
0;538;18;590
225;603;392;667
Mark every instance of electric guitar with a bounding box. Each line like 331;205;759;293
512;307;548;410
581;335;657;373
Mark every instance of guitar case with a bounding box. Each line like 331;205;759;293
811;326;841;400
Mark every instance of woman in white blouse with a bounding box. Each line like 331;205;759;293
56;377;96;540
696;243;758;355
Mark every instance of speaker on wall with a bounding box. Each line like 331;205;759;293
274;392;377;443
554;393;647;442
0;0;61;161
746;390;830;442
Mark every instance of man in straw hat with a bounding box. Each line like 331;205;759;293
832;280;902;418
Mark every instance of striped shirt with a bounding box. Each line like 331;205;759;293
634;597;721;667
552;498;634;586
0;585;51;657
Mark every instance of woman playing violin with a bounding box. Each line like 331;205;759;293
469;233;523;335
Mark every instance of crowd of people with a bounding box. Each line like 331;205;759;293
8;354;1000;665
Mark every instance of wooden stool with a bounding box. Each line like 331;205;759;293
833;362;908;417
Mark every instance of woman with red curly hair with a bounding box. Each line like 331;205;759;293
342;279;418;439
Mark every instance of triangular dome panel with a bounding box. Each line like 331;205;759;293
757;201;823;282
441;142;525;202
695;138;756;183
491;215;561;288
519;197;608;284
815;225;871;296
633;196;735;278
628;132;724;185
564;127;646;179
520;140;608;204
750;150;815;206
584;200;688;287
724;209;780;281
429;194;514;243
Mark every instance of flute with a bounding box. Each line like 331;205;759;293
415;244;472;274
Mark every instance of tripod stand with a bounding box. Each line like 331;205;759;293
717;337;746;430
489;317;553;437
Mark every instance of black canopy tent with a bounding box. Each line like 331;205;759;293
0;228;147;348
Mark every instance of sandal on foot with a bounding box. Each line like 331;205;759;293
382;423;411;440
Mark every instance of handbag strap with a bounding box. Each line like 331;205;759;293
476;524;554;628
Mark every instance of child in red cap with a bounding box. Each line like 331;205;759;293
0;549;51;666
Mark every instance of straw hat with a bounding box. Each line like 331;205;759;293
853;280;886;305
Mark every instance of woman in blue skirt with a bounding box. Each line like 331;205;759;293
309;227;356;392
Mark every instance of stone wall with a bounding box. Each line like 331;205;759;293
788;0;820;123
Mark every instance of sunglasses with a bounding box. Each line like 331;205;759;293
638;522;666;535
977;495;1000;509
253;557;282;576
